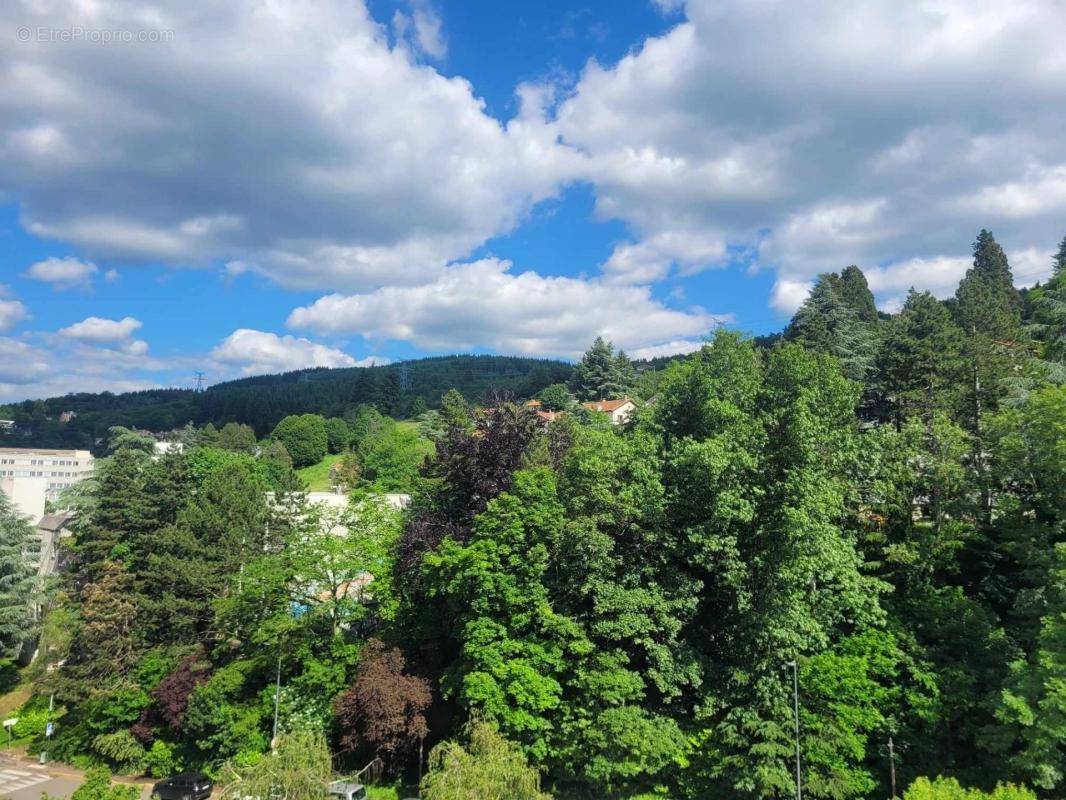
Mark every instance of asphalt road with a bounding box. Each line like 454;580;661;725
0;754;151;800
0;760;78;799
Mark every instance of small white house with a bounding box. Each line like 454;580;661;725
581;397;637;425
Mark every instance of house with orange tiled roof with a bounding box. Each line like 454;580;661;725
525;399;565;422
581;397;636;425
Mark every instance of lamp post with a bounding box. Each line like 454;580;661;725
271;648;282;750
785;660;802;800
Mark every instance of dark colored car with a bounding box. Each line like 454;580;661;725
152;772;213;800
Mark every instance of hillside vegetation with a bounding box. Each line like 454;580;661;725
0;354;573;450
1;230;1065;799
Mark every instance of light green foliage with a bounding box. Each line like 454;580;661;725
653;333;886;799
66;768;140;800
106;427;156;455
295;453;343;491
272;414;330;468
92;730;147;773
534;383;573;412
220;730;332;800
24;232;1066;800
996;542;1066;789
437;390;471;433
358;420;433;493
420;717;552;800
12;697;50;739
903;776;1034;800
286;498;402;635
424;468;582;762
146;740;180;777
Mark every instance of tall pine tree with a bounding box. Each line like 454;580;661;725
0;493;39;658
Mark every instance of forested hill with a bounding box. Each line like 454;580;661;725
0;354;573;448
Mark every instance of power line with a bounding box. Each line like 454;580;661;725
194;371;206;392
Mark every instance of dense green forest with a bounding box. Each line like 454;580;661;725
2;229;1066;799
0;355;574;450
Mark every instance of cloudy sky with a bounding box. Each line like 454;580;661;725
2;0;1065;401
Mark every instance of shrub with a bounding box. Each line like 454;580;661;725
92;730;147;773
146;739;180;778
220;730;332;800
903;777;1036;800
420;717;551;800
68;767;140;800
13;697;50;740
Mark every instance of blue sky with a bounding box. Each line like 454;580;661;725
2;0;1065;400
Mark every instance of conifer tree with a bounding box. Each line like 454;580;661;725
955;230;1022;340
1029;234;1066;363
787;273;877;380
0;493;39;657
838;265;880;323
572;337;634;401
953;231;1024;516
876;289;965;424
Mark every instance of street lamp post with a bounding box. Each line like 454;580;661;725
785;660;802;800
271;649;282;750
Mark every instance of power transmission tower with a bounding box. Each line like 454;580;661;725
194;371;206;392
399;364;412;391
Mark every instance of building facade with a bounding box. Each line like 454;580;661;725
0;448;94;521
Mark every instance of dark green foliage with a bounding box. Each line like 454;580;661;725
271;414;329;468
0;492;39;657
838;265;880;323
876;290;964;423
1029;240;1066;363
955;230;1023;340
787;270;878;380
1;355;572;451
217;422;258;454
572;337;636;401
324;417;351;453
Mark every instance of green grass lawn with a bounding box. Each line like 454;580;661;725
296;453;343;491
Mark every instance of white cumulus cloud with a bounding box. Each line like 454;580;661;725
1;0;576;291
288;258;724;359
59;316;143;343
23;257;98;290
0;287;29;332
546;0;1066;302
210;329;360;375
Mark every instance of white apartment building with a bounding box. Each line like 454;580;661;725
0;448;94;522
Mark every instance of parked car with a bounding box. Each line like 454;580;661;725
327;781;367;800
152;773;213;800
